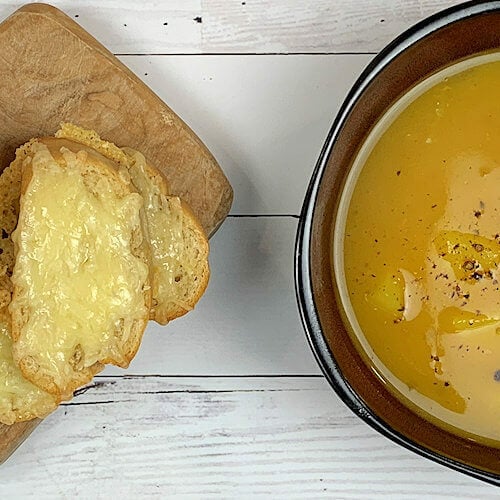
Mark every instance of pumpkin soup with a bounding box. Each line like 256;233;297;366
336;53;500;445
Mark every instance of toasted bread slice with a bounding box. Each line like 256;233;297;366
0;149;60;424
153;197;209;323
56;124;210;325
115;147;210;324
9;140;151;398
0;310;58;425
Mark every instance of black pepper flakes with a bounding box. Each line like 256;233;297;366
463;260;475;271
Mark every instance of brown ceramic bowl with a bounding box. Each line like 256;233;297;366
295;0;500;486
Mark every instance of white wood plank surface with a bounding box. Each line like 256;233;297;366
3;377;498;498
119;54;372;215
0;1;461;54
103;217;320;376
201;0;460;54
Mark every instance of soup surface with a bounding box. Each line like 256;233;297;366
338;54;500;445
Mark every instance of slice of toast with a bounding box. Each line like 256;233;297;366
9;140;151;398
0;310;58;425
56;124;210;325
123;148;210;324
0;158;58;424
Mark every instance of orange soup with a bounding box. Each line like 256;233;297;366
335;53;500;445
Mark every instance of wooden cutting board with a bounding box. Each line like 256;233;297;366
0;3;233;464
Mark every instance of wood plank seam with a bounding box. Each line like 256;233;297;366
113;52;380;56
92;374;325;378
228;214;300;218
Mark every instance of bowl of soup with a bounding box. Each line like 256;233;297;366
296;1;500;485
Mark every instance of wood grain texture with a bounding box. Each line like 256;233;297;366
2;376;498;498
0;419;39;465
0;1;462;54
202;0;462;54
0;3;232;234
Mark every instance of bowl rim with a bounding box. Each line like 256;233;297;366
295;0;500;487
